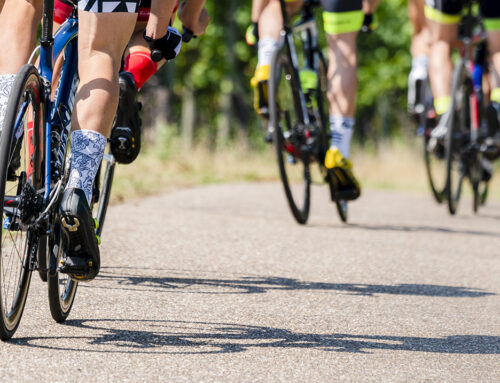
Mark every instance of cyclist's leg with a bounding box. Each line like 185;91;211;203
321;0;364;197
321;0;363;159
408;0;430;113
251;0;303;115
0;0;42;132
425;0;460;118
58;4;138;281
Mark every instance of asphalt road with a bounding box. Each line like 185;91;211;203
1;183;499;382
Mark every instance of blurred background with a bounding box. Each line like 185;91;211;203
112;0;499;203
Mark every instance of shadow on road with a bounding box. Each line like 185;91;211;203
329;223;500;238
10;319;500;355
84;268;495;297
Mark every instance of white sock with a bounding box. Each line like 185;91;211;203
330;116;354;158
257;38;279;67
0;74;16;133
67;130;107;205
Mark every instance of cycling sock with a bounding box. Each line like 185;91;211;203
491;88;500;104
66;130;107;205
434;96;451;116
329;116;354;158
123;51;158;90
0;74;15;133
411;55;428;72
257;38;279;68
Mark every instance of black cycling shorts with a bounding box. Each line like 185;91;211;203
320;0;363;34
78;0;140;13
425;0;500;30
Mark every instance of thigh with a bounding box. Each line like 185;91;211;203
77;10;137;76
320;0;363;35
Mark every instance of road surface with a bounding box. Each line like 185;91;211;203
1;183;499;382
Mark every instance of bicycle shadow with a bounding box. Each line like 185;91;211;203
10;319;500;355
309;222;500;238
83;268;494;297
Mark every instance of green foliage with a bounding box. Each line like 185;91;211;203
157;0;413;146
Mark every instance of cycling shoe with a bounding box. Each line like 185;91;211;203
110;71;141;164
58;188;100;282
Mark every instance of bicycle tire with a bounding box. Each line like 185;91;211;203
47;67;81;322
0;64;43;339
48;224;78;322
269;42;311;224
424;134;447;204
93;147;115;238
445;65;469;215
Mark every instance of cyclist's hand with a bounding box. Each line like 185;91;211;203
361;13;377;33
144;26;182;62
178;3;209;36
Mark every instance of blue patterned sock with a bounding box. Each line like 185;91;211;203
67;130;107;205
0;74;16;133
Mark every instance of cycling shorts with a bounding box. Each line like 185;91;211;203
78;0;140;13
320;0;363;35
425;0;500;31
55;0;157;23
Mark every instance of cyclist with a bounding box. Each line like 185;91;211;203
0;0;205;281
52;1;208;164
408;0;431;115
426;0;500;159
251;0;380;200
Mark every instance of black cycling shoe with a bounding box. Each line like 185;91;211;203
110;71;141;164
58;188;100;282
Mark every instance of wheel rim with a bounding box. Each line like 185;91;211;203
272;53;310;221
0;78;41;331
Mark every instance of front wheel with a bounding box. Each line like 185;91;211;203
269;42;311;224
0;64;43;339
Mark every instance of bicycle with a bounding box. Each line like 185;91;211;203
410;69;448;204
269;0;350;224
0;0;115;339
443;1;491;215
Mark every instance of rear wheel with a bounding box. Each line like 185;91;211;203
446;68;470;215
424;133;447;204
0;64;43;339
269;42;310;224
92;147;115;238
48;224;78;322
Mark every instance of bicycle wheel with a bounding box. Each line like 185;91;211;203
269;42;311;224
445;67;470;215
312;51;348;222
48;223;78;322
92;147;115;238
47;103;78;323
0;64;43;339
424;130;447;203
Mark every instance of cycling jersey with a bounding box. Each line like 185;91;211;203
320;0;363;35
425;0;500;30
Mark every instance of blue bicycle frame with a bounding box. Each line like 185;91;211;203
38;0;79;202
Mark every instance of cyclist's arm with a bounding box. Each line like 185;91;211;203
145;0;178;39
178;0;209;36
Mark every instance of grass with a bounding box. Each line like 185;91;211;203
111;137;500;204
